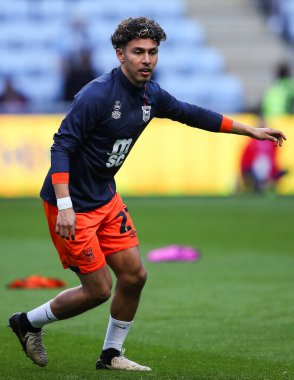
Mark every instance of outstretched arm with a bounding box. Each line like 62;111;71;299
229;119;286;147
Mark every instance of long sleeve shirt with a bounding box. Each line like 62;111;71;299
40;66;231;212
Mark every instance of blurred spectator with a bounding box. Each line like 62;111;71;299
237;116;288;194
0;77;29;113
262;62;294;116
62;49;98;102
252;0;278;17
59;16;93;75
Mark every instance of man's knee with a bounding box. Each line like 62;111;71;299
84;284;112;307
78;266;112;307
136;267;147;288
120;267;147;292
106;247;147;292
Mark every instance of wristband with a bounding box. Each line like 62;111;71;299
220;117;233;133
52;172;69;185
57;197;73;211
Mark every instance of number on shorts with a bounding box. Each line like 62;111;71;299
116;207;132;234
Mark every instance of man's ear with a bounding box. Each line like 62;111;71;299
116;48;125;63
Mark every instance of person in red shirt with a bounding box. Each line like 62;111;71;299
240;117;287;193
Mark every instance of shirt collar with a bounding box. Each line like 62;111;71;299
118;66;145;94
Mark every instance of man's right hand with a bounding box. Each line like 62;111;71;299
55;208;76;240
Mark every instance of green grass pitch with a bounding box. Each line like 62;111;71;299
0;196;293;380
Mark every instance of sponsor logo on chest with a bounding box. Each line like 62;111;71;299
106;138;133;168
111;100;122;119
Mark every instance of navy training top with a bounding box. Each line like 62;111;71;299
41;67;225;212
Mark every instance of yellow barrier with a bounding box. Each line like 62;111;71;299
0;114;293;196
0;115;62;197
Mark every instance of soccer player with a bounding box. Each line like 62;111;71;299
8;17;286;371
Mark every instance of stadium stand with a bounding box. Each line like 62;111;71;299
185;0;291;111
252;0;294;44
0;0;246;113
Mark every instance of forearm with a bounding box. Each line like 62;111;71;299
229;120;255;138
53;183;70;199
224;118;286;147
52;174;73;211
51;172;70;199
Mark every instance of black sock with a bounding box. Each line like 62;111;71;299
19;313;41;333
100;348;120;365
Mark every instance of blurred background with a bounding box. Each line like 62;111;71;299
0;0;294;197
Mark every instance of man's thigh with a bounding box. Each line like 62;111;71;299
98;193;139;257
106;246;144;278
43;201;106;274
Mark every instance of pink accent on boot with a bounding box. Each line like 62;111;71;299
147;245;200;262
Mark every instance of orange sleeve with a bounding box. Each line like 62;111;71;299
51;172;69;185
220;117;233;133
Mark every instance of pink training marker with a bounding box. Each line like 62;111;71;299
147;245;200;262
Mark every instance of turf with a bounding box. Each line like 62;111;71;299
0;196;293;380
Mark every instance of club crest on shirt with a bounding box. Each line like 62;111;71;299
82;248;96;263
111;100;121;119
142;105;151;122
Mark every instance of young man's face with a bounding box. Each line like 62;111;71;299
116;38;159;86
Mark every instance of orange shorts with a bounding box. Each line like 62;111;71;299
43;193;139;274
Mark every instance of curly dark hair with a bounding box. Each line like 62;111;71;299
111;17;167;49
